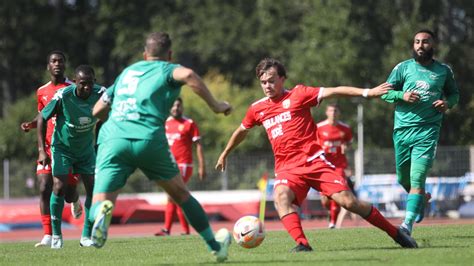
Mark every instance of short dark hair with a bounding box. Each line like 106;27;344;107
145;32;172;57
414;29;437;41
75;65;95;77
326;103;339;110
255;58;287;79
47;50;66;64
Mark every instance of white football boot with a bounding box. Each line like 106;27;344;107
34;234;52;247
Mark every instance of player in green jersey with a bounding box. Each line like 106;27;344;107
382;29;459;235
89;32;232;262
37;65;105;249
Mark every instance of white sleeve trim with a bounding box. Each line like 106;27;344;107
101;93;112;106
317;87;325;106
240;123;250;130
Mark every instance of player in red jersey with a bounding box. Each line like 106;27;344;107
155;97;206;236
316;104;353;228
20;51;82;247
216;58;418;251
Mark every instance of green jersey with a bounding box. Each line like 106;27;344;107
42;84;105;155
97;60;182;144
382;58;459;129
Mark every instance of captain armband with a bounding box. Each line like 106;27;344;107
362;88;370;98
101;93;112;106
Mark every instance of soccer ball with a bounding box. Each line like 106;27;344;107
233;215;265;248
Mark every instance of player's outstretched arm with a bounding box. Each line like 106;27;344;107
93;95;111;121
20;117;38;132
173;67;232;115
36;114;49;166
321;82;393;100
195;141;207;180
215;126;249;172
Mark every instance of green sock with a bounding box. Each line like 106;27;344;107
81;196;93;238
88;201;102;224
179;196;220;252
50;193;64;236
404;194;423;231
397;163;411;193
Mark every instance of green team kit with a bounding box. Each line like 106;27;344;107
382;58;459;187
90;60;228;257
382;58;459;232
41;83;104;242
42;84;104;175
94;60;183;193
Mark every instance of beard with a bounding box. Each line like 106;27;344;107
412;47;434;63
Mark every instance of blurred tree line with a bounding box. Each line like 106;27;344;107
1;0;473;172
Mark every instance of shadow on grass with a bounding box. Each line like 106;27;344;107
418;238;469;249
324;246;401;252
451;235;474;239
193;257;384;265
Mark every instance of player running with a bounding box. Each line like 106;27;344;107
89;32;232;262
216;58;418;252
155;97;206;236
316;103;354;229
20;51;82;247
37;65;104;248
382;29;459;235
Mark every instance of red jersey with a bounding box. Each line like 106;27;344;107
316;120;353;168
165;116;201;164
242;85;325;172
37;79;73;150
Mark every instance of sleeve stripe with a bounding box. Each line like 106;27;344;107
317;87;325;105
240;123;250;130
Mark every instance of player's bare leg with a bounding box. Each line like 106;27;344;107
64;175;83;219
321;195;339;229
158;175;230;262
79;174;95;247
274;185;312;252
35;173;53;247
50;174;70;249
331;190;418;248
155;196;175;236
335;207;349;228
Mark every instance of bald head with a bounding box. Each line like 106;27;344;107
144;32;172;58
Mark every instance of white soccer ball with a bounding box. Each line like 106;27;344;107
233;215;265;248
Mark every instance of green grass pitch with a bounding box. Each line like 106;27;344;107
1;224;473;265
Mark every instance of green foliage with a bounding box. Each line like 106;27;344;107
0;94;37;159
1;224;473;265
1;0;474;197
290;0;362;85
180;72;270;153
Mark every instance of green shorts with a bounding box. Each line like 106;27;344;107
94;138;179;193
393;125;440;168
51;145;96;176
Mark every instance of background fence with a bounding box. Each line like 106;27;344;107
1;146;473;198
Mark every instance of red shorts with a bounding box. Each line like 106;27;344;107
334;167;346;179
36;146;53;175
273;155;350;206
178;164;193;183
36;162;80;186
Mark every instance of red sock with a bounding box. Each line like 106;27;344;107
164;202;177;231
41;214;52;235
329;200;340;224
364;206;398;238
176;207;190;234
281;212;309;246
